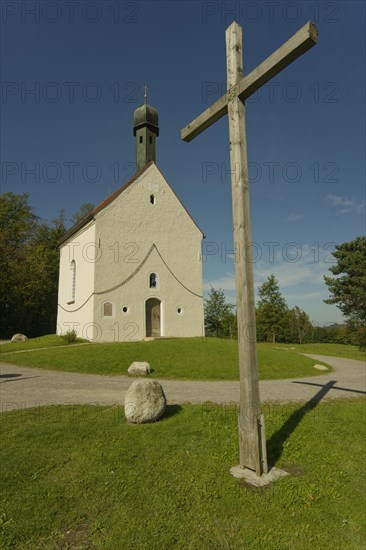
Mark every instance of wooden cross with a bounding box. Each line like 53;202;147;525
182;21;318;476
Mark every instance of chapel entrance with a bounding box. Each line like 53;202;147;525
145;298;161;337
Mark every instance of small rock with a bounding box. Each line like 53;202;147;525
125;379;166;424
11;333;28;343
313;364;329;371
128;362;151;376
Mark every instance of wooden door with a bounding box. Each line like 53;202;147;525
145;298;161;337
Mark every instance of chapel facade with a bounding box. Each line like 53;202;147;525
56;95;205;342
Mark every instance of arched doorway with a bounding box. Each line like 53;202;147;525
145;298;161;337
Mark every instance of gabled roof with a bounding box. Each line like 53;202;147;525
59;161;204;246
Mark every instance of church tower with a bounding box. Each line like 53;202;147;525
133;86;159;172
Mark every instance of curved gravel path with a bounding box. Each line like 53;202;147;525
0;354;365;412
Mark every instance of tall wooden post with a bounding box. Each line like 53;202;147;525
181;20;317;479
226;23;267;475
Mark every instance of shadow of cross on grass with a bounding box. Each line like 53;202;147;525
267;380;337;466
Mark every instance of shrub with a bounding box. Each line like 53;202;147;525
61;329;77;344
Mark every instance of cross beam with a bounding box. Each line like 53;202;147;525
181;21;318;478
181;21;317;142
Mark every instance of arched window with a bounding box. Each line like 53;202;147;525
69;260;76;302
149;272;159;289
150;194;155;204
103;302;113;317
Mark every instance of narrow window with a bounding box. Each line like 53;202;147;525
149;273;158;289
149;136;153;144
150;194;155;204
69;260;76;302
103;302;113;317
139;136;143;143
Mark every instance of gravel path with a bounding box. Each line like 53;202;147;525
0;355;365;412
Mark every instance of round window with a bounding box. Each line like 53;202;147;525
122;306;129;314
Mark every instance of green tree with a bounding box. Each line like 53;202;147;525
204;287;234;337
70;202;95;226
334;322;359;345
221;311;238;339
346;320;366;350
22;213;66;336
0;193;38;337
324;237;366;322
0;193;66;338
324;237;366;349
256;274;287;343
285;306;314;344
313;323;340;343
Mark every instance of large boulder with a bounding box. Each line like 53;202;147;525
125;379;166;424
128;362;151;376
11;333;28;343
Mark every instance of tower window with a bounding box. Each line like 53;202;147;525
177;307;184;315
139;136;143;143
150;194;156;204
149;136;153;144
149;273;159;289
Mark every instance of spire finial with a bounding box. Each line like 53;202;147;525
144;84;148;104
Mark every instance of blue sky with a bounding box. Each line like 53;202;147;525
2;0;365;325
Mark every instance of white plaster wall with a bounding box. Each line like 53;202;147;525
92;247;204;342
56;222;96;340
93;163;204;341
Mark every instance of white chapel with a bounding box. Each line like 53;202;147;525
56;94;205;342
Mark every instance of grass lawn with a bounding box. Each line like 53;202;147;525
0;338;330;381
0;335;85;354
0;398;365;549
265;342;365;362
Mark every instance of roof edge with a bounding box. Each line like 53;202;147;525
58;160;205;245
58;161;155;246
58;212;94;246
153;164;205;238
